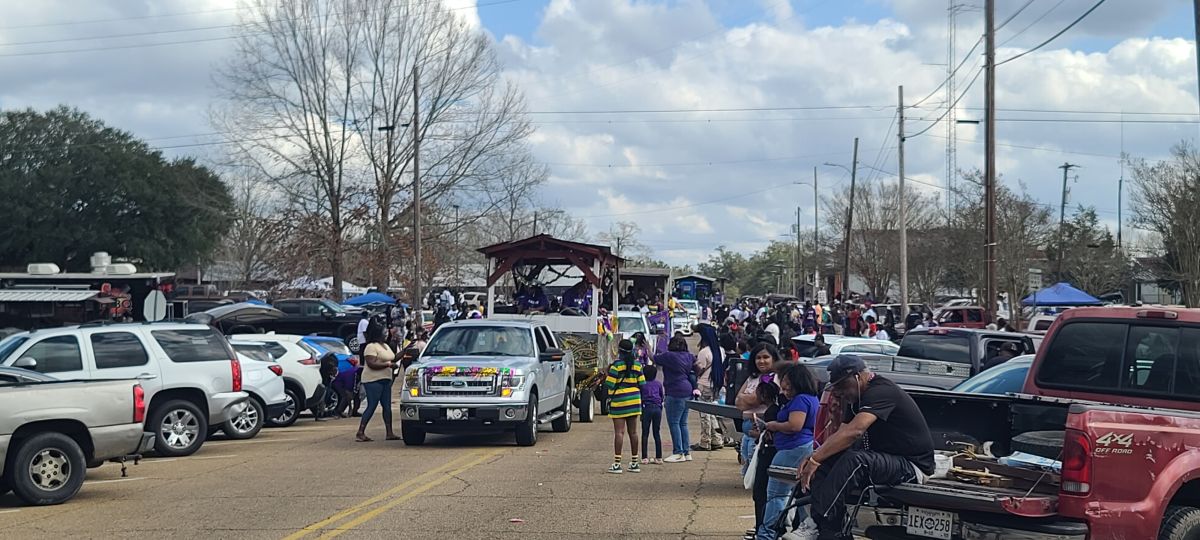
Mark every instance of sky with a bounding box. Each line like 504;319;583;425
1;0;1198;266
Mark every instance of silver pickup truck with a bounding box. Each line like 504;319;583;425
0;372;153;505
399;320;574;447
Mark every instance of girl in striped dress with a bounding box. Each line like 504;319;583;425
605;339;646;474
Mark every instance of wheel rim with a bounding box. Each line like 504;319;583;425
231;402;260;433
530;402;538;441
161;409;200;449
325;390;340;411
28;448;70;491
275;393;297;423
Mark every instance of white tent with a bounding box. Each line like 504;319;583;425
279;276;367;296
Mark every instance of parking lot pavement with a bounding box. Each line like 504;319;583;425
0;409;754;539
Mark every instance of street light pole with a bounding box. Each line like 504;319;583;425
898;85;909;320
845;139;859;299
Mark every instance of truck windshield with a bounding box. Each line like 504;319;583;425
0;335;28;363
898;333;971;364
424;326;534;357
617;316;647;333
320;300;347;313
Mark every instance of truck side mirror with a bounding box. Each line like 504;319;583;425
14;357;37;370
539;348;565;362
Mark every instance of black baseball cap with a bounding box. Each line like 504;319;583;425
827;354;867;386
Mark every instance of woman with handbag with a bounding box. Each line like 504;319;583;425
655;335;698;463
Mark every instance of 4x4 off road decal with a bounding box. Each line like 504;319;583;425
1094;431;1135;455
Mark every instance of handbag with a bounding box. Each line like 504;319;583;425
743;432;765;490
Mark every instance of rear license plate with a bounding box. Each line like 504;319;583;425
445;408;469;420
905;507;954;540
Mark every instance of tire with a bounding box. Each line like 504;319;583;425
597;387;610;416
267;387;301;428
222;397;265;440
323;388;341;415
401;421;426;446
515;395;538;447
577;388;595;423
1160;505;1200;540
8;432;86;505
552;388;572;433
1011;430;1064;460
150;400;208;457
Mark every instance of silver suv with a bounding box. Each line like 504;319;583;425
400;320;574;447
0;322;249;457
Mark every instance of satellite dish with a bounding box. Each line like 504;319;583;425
143;290;168;321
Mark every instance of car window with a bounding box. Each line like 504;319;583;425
232;344;274;363
534;328;549;353
879;342;900;355
1124;325;1179;392
939;310;963;323
424;326;535;357
1038;322;1127;391
263;343;290;358
617;316;647;334
954;360;1031;394
897;333;970;363
309;339;350;356
0;336;30;363
19;336;82;373
152;329;233;362
277;302;301;315
91;332;150;369
967;310;984;323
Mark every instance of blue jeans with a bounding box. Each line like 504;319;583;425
664;396;691;456
359;378;393;430
758;442;814;540
740;419;756;476
641;405;663;459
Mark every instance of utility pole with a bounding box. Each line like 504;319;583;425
897;85;909;320
812;166;819;300
1194;0;1200;115
412;65;423;319
453;204;461;289
842;138;859;299
984;0;997;323
1057;162;1079;276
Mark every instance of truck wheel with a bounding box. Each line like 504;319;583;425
222;397;264;440
577;388;595;423
151;400;208;457
401;421;426;446
267;388;301;428
515;395;538;447
9;432;87;505
1160;505;1200;540
552;388;572;433
597;387;610;416
1011;430;1064;460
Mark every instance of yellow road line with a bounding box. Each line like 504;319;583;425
281;450;485;540
315;448;504;539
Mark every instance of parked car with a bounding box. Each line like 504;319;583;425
461;291;485;308
0;377;153;505
949;354;1033;394
399;320;574;447
791;334;899;361
225;351;288;440
840;306;1200;540
933;305;990;329
0;322;247;457
615;310;653;341
268;299;360;340
1025;314;1058;332
227;334;326;427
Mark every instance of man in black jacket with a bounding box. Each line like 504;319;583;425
798;355;936;539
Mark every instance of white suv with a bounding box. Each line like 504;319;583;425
0;322;248;457
228;334;325;427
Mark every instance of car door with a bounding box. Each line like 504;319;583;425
538;326;567;404
6;335;89;380
82;329;160;394
531;326;560;410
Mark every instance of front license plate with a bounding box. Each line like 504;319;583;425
905;507;954;540
445;408;469;420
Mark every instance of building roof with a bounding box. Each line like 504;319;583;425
621;267;672;278
477;234;623;288
0;290;100;302
675;274;722;283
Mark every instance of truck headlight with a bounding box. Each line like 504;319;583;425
500;374;525;397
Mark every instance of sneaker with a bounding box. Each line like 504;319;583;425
607;462;624;474
627;462;641;473
640;458;649;464
663;454;686;463
685;453;693;461
654;458;663;464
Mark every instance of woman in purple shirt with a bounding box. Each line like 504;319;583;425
654;336;698;463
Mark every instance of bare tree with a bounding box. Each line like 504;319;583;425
221;171;286;290
595;221;651;261
1131;143;1200;306
214;0;369;299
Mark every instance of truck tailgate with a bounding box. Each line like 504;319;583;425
881;478;1058;517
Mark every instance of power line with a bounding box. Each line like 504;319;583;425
997;0;1108;66
0;5;242;31
910;36;981;108
574;183;796;219
998;0;1067;47
908;66;984;138
997;0;1037;30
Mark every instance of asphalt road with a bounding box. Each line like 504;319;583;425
0;406;756;539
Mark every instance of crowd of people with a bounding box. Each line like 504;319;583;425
602;295;938;540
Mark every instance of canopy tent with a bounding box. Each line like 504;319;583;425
278;276;367;296
1021;282;1102;307
343;292;396;306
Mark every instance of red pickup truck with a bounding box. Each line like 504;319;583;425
840;306;1200;540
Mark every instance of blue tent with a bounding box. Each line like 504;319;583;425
1021;282;1102;307
343;292;396;306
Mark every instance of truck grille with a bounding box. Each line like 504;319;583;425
425;375;498;397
